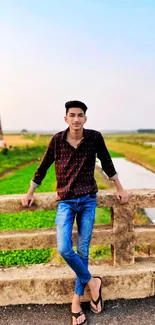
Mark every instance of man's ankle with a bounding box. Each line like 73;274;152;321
87;277;96;290
72;293;81;304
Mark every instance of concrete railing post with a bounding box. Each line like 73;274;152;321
111;206;136;266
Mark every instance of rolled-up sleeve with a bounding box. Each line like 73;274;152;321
30;136;55;187
96;132;118;180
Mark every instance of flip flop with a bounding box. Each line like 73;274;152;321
71;310;87;325
90;276;104;314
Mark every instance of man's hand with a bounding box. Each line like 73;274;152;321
21;191;34;207
115;189;129;204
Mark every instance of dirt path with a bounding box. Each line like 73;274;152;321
3;135;34;146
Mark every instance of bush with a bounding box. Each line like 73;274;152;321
1;147;9;155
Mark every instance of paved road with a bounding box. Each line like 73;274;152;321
1;297;155;325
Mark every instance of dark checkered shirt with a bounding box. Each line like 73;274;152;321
31;128;118;200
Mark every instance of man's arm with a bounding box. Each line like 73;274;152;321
96;132;129;203
22;137;55;207
112;178;129;203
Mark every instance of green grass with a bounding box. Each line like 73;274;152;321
0;208;110;231
0;146;47;174
0;248;53;266
94;207;111;224
0;208;111;266
0;210;56;230
0;163;56;194
89;245;111;260
0;161;56;266
108;150;124;158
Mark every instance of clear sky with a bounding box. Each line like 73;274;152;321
0;0;155;132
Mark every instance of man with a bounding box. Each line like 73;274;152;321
22;100;129;325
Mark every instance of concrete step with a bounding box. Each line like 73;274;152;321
1;258;155;306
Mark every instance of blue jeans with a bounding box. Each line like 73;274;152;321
55;193;97;296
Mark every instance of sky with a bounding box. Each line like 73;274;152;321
0;0;155;132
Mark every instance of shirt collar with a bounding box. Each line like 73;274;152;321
61;127;90;140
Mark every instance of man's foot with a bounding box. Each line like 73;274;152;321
89;276;103;314
71;310;87;325
71;295;87;325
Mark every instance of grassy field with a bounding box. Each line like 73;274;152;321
3;133;52;147
0;147;46;174
104;132;155;143
0;134;53;175
3;134;35;146
104;133;155;172
0;163;57;194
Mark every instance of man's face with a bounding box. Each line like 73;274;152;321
64;107;87;131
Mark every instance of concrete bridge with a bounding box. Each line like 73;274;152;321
0;189;155;308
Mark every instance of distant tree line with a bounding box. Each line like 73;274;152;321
137;129;155;133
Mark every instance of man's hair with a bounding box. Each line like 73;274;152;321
65;100;88;115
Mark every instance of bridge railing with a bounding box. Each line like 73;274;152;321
0;189;155;267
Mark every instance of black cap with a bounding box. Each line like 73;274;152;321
65;100;88;114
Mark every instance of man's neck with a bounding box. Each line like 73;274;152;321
68;128;84;140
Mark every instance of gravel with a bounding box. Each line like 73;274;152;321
0;297;155;325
